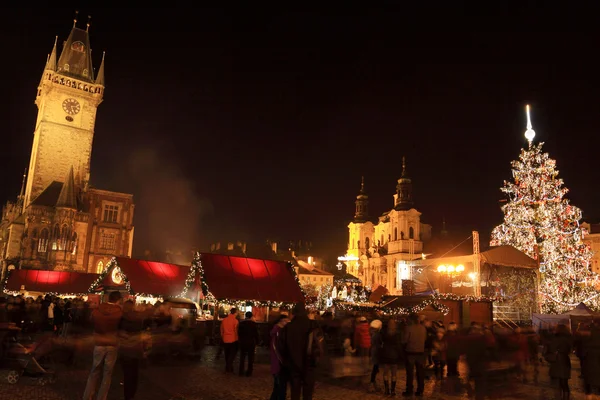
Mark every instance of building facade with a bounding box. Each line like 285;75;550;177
0;22;134;274
581;222;600;274
346;158;432;293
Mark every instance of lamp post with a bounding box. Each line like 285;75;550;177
436;264;465;293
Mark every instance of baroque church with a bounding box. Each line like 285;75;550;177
346;158;432;294
0;20;134;275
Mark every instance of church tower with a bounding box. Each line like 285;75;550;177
23;15;105;209
394;156;414;211
354;176;369;223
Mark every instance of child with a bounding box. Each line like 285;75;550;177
432;328;448;379
343;335;356;376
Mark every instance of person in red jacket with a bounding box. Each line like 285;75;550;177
220;308;239;373
354;316;372;375
83;291;123;400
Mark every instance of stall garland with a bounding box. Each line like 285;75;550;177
182;253;303;308
333;292;498;316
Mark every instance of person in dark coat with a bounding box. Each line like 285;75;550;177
281;303;320;400
119;300;146;400
238;311;260;377
380;319;403;396
581;321;600;400
369;319;383;392
547;324;573;400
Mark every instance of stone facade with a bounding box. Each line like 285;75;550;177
345;159;432;293
0;23;134;274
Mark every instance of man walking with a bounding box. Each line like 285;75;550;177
281;303;321;400
83;291;123;400
238;311;260;376
402;313;427;397
220;307;239;373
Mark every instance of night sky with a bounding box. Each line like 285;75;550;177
2;7;599;262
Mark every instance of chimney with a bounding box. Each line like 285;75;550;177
271;242;277;254
242;242;247;254
227;242;234;251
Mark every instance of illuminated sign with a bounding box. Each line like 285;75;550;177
111;267;124;285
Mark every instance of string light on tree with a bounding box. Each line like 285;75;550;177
490;105;599;313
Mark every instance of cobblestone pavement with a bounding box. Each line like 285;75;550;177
0;342;593;400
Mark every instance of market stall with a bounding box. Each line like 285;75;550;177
4;269;100;302
88;256;199;303
194;252;305;345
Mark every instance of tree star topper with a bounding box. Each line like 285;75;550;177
524;104;536;143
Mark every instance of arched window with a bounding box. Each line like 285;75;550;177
71;232;78;255
394;228;398;241
60;225;69;250
52;224;60;250
357;240;361;249
401;231;405;240
365;237;370;249
97;260;104;274
371;273;375;286
381;234;384;245
409;226;414;239
38;229;49;253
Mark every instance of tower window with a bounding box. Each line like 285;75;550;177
64;64;70;72
100;232;116;250
97;260;104;274
409;227;415;239
103;205;119;223
83;69;89;77
394;228;398;241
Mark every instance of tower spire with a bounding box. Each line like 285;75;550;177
95;51;105;86
524;104;536;144
57;14;95;82
86;15;91;32
19;169;27;199
354;176;369;223
56;167;77;209
401;156;407;177
73;10;79;28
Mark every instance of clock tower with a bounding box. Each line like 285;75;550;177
24;21;105;209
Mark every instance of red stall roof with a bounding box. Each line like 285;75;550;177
111;257;191;297
6;270;100;294
199;253;305;303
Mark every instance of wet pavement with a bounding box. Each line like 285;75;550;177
0;342;593;399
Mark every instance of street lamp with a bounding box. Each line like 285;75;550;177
437;264;465;277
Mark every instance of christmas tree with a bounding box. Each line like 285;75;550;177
490;105;598;313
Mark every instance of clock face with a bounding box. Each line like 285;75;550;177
62;98;81;115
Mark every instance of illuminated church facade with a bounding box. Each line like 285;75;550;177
0;20;134;275
346;158;432;293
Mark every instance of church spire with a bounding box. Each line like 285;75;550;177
46;36;58;72
56;15;95;82
56;167;78;209
95;51;105;86
394;156;414;211
354;176;369;223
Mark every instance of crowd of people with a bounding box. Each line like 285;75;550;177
4;292;600;400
